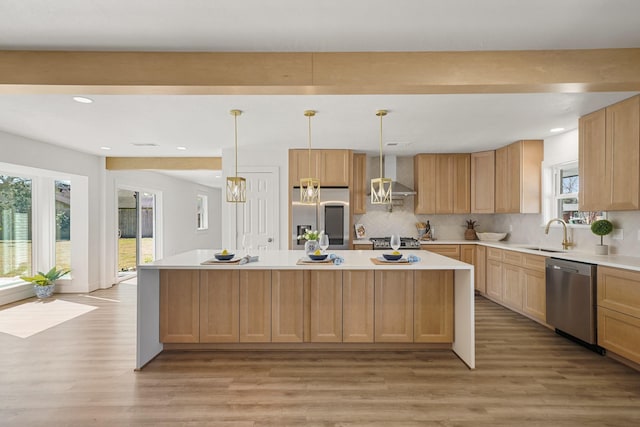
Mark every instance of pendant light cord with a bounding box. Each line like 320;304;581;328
379;112;383;179
308;113;312;177
234;112;238;177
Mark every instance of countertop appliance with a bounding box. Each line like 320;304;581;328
291;188;350;250
546;258;603;354
370;237;421;250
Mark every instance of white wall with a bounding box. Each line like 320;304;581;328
105;170;221;286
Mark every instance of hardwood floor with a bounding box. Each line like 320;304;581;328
1;283;640;426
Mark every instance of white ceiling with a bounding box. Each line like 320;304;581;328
1;1;640;187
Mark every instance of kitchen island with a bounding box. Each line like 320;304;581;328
136;249;475;369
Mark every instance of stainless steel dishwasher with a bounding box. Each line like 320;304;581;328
545;258;604;354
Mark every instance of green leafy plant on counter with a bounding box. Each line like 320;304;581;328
590;219;613;245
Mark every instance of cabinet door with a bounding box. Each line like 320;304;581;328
475;245;487;293
502;264;523;310
471;150;495;214
352;153;367;214
460;245;475;265
310;270;343;342
435;154;454;213
606;96;640;211
494;146;509;213
375;270;414;342
353;244;373;250
597;266;640;318
289;149;319;186
343;270;374;343
200;270;239;343
414;270;454;343
507;142;522;213
579;108;607;211
486;259;503;301
520;140;544;214
598;307;640;365
421;244;460;260
453;153;471;214
271;270;304;343
239;270;271;342
522;268;546;323
160;269;200;343
319;150;350;187
414;154;436;214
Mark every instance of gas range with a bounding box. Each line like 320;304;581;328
369;237;421;250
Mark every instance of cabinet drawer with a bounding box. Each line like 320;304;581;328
598;307;640;365
598;266;640;318
421;244;460;260
522;253;546;272
353;244;373;250
502;250;523;266
486;247;502;261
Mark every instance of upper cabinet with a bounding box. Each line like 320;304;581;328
414;153;470;214
352;153;367;214
579;95;640;211
289;149;351;187
471;150;495;214
495;140;543;214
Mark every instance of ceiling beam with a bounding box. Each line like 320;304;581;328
1;49;640;94
105;157;221;170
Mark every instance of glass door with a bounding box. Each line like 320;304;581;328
117;189;156;282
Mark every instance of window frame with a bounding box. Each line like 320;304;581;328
196;194;208;231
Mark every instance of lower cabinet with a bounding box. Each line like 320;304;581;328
421;244;460;260
271;270;304;342
502;263;523;310
522;268;546;322
310;270;343;342
414;270;454;343
375;270;414;342
239;270;272;342
343;270;374;342
597;266;640;365
475;245;487;293
200;270;239;343
486;258;503;301
160;269;200;343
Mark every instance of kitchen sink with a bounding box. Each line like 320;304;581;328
518;246;567;253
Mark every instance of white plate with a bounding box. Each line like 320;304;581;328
377;256;406;263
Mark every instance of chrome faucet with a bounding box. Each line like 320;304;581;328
545;218;574;250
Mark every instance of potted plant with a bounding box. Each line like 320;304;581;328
590;219;613;255
20;267;70;299
464;219;478;240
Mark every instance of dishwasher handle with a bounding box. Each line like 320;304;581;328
549;265;580;274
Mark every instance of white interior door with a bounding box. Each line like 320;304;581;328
232;168;279;251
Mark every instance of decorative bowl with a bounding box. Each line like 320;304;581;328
476;232;508;242
214;253;235;261
308;253;328;261
382;253;403;261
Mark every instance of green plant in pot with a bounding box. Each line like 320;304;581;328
20;267;70;299
590;219;613;255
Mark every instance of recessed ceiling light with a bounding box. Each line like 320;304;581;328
100;146;111;150
550;127;565;133
176;146;187;150
73;96;93;104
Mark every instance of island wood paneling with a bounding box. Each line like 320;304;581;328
309;270;343;342
239;270;272;342
414;270;454;343
375;270;414;342
271;270;304;343
199;270;239;343
342;270;374;343
159;269;200;343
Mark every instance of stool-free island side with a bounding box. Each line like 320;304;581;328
136;249;475;369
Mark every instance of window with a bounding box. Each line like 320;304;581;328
196;195;208;230
0;175;32;288
550;161;603;225
55;180;71;272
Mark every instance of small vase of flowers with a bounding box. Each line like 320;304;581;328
298;229;324;255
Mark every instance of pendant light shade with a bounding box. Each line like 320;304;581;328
300;110;320;204
371;110;392;204
226;109;246;203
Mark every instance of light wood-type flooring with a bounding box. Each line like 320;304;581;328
1;282;640;426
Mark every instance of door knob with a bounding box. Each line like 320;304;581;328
268;237;273;242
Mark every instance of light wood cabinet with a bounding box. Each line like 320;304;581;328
353;243;373;250
414;270;454;343
486;258;503;301
200;270;239;343
342;270;374;343
460;245;475;265
414;153;470;214
579;95;640;211
289;149;351;187
475;245;487;294
271;270;304;343
160;270;200;343
522;267;546;322
352;152;367;214
494;140;543;213
239;270;271;342
421;244;460;260
471;150;495;214
502;263;523;310
375;270;414;342
597;265;640;365
310;270;343;342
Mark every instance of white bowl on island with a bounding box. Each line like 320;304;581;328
476;232;508;242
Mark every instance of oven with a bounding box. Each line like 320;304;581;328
369;237;421;250
291;188;350;250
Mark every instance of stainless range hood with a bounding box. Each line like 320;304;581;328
382;155;416;197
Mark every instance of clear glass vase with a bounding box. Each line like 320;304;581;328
304;240;319;255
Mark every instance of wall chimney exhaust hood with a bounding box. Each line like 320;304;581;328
367;155;416;197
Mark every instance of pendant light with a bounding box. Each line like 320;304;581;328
226;109;246;203
300;110;320;204
371;109;392;204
